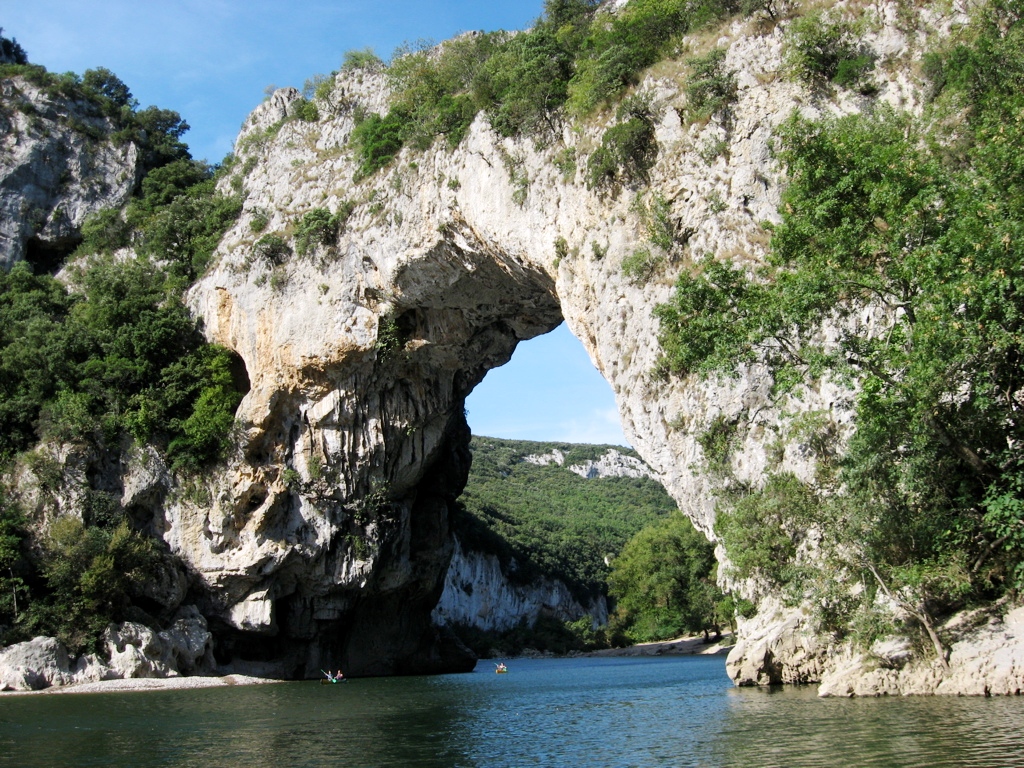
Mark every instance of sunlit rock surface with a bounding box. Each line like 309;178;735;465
432;539;608;633
0;76;140;270
5;0;1016;692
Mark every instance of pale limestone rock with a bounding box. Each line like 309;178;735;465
156;606;216;675
4;609;213;690
726;603;827;685
0;76;140;269
104;622;178;678
433;539;608;632
228;589;276;633
175;0;990;686
3;1;1003;691
524;449;566;467
567;449;655;480
0;637;72;691
819;604;1024;697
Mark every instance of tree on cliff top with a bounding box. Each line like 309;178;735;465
0;29;27;65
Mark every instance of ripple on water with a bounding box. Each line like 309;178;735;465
1;656;1023;768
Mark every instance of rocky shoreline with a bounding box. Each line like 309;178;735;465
583;633;735;658
2;633;735;696
0;673;281;696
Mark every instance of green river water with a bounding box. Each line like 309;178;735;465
1;655;1022;767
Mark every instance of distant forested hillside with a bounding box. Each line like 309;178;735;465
453;436;678;601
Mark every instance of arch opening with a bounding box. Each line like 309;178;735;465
465;322;629;448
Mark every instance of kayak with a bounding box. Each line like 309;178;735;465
320;678;348;684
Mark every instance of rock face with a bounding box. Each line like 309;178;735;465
0;75;140;270
526;447;657;480
4;1;1014;693
432;538;609;633
0;608;213;691
817;604;1024;697
172;0;996;688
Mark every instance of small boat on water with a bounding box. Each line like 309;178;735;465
495;663;508;674
320;678;348;684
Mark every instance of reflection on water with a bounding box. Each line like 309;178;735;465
1;656;1022;767
717;684;1024;768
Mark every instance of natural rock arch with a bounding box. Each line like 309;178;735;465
187;218;576;675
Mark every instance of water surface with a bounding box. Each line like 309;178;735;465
2;656;1022;767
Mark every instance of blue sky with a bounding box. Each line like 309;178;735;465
466;324;629;446
3;1;630;447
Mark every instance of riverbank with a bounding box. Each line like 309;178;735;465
483;631;736;661
2;634;734;695
583;632;734;658
0;673;283;696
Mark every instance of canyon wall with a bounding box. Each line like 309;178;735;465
6;1;1021;692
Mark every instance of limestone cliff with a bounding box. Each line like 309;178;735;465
5;0;1022;693
179;0;1024;690
0;74;140;270
432;538;609;633
182;2;884;681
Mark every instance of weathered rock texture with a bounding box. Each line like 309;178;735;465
0;608;213;691
525;447;656;480
4;0;1014;693
0;76;140;270
432;538;609;633
174;0;1008;688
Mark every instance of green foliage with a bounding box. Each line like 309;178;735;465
252;234;291;266
456;436;678;603
715;473;817;587
351;110;407;179
333;0;760;173
621;247;663;285
658;5;1024;654
0;257;244;467
685;48;737;121
290;97;320;122
0;28;28;65
697;414;740;477
479;26;572;137
653;255;757;378
638;192;676;251
249;211;269;233
587;95;659;192
164;345;243;470
1;56;190;174
453;614;609;658
0;491;29;629
21;516;159;653
608;512;722;642
784;11;874;89
78;208;131;256
0;264;78;457
130;170;243;283
82;67;136;110
294;207;343;257
343;48;383;71
566;0;738;116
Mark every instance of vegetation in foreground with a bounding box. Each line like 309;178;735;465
454;437;729;652
0;36;246;653
655;1;1024;661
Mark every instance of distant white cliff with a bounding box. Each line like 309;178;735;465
432;538;608;632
